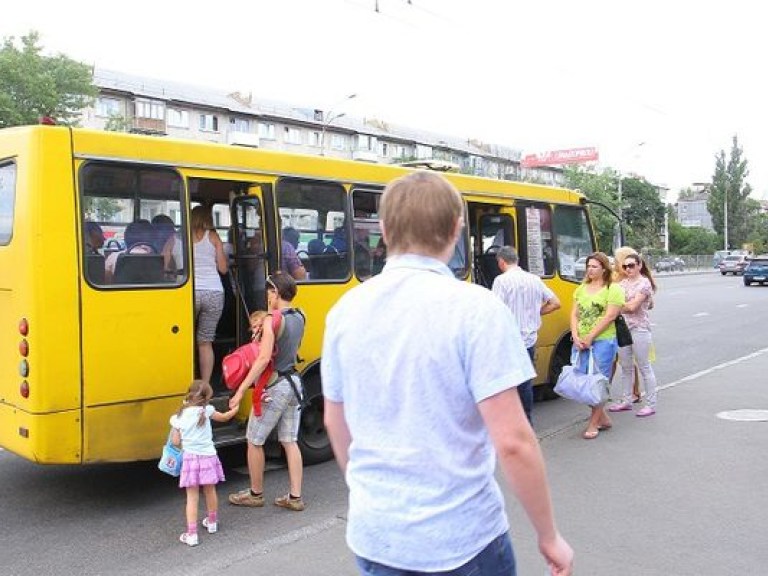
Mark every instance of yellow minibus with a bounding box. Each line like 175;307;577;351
0;125;595;464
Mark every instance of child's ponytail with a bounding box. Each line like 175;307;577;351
178;379;214;426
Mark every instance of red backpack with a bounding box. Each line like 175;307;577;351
222;310;282;416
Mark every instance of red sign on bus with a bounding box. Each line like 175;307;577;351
521;147;599;168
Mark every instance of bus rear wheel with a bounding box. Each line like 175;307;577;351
297;373;333;465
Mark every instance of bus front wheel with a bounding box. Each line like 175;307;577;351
297;373;333;465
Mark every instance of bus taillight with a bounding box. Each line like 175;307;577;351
19;318;29;336
19;339;29;357
20;381;29;399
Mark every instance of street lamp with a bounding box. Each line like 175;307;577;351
320;93;356;156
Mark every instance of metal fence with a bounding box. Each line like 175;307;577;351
643;254;717;273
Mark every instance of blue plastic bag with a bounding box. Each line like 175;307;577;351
157;432;183;477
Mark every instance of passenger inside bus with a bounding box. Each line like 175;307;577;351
151;214;182;277
281;226;307;280
105;220;159;283
84;221;105;255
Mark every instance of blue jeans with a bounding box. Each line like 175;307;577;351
354;532;516;576
571;338;617;378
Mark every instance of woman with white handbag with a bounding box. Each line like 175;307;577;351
569;252;625;439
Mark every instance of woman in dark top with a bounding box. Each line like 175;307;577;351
228;271;307;511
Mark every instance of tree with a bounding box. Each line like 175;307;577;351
619;176;665;251
563;165;618;253
707;135;755;250
563;167;665;253
0;31;97;128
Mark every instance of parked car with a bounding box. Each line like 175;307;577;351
743;257;768;285
654;257;684;273
719;254;749;275
574;257;587;279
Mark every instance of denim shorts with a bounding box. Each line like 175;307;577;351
354;532;516;576
571;337;618;378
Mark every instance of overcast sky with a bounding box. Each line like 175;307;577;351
3;0;766;199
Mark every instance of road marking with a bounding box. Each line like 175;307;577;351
736;304;748;308
658;346;768;392
693;312;710;317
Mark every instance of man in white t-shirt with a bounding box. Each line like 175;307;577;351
322;172;573;576
492;245;561;423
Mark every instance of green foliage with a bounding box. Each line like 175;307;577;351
668;219;721;254
0;31;97;128
563;166;618;253
104;114;132;132
83;197;122;221
620;177;665;251
707;135;756;249
563;166;664;253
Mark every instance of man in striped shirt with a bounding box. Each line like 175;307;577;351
492;246;561;423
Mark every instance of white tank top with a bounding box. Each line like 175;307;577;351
194;230;223;292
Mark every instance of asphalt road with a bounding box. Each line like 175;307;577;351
1;270;766;575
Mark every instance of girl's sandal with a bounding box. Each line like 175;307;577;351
582;428;599;440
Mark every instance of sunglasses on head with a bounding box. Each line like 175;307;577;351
622;262;638;270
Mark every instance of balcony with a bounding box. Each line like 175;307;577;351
131;117;166;135
352;150;378;163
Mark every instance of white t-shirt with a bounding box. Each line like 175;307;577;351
169;405;216;456
322;254;535;571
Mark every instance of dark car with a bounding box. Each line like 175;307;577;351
743;257;768;286
654;257;684;273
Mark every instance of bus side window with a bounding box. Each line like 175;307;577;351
351;188;384;281
276;178;349;282
80;163;186;288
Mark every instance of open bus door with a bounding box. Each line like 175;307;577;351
467;203;517;288
229;190;273;350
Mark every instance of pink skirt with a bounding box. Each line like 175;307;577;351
179;453;225;488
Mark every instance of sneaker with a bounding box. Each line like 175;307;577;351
202;517;217;534
274;493;305;512
228;489;264;507
179;532;199;547
636;407;656;417
608;402;633;413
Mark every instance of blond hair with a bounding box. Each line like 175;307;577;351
249;310;269;340
613;245;638;280
190;205;213;233
380;171;463;255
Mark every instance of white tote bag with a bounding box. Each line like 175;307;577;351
554;350;609;406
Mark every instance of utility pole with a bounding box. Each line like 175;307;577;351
724;181;729;250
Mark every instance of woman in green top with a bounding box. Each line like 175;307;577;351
570;252;625;439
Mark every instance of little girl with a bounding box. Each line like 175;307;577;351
170;380;238;547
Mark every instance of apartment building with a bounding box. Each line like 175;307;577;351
676;187;714;231
80;68;564;186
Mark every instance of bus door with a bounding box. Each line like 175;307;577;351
78;162;192;462
469;203;516;288
229;190;272;351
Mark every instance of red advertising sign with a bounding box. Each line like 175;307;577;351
521;147;599;168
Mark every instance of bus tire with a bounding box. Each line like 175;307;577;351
545;336;573;401
297;373;333;465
